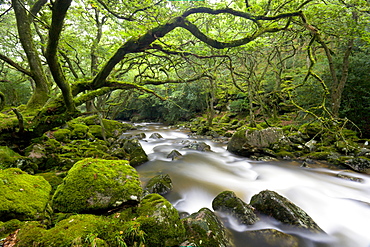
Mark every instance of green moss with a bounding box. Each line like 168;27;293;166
52;158;142;213
182;207;231;247
0;219;23;239
69;123;89;139
0;168;51;221
136;194;185;246
275;151;295;158
53;129;71;142
88;124;103;139
0;146;21;169
15;221;46;247
38;172;65;194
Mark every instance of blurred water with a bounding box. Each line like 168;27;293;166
129;123;370;247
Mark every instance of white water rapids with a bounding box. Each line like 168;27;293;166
128;123;370;247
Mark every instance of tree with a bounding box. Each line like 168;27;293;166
0;0;368;146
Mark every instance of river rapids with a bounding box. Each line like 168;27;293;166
128;123;370;247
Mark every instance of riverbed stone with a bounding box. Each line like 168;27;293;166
136;194;185;246
182;207;233;247
0;168;51;221
149;132;163;139
250;190;323;233
344;157;370;174
52;158;142;213
243;229;299;247
184;141;211;152
212;191;259;225
227;127;284;157
167;149;183;160
144;174;173;195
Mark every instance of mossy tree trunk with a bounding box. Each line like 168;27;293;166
45;0;76;113
11;0;50;109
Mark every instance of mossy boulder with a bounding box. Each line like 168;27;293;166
0;146;21;169
227;127;284;157
243;229;299;247
182;207;232;247
0;168;51;221
136;194;185;246
69;123;89;139
52;158;142;213
212;191;259;225
0;219;23;239
144;174;173;196
110;138;148;167
250;190;323;233
15;214;109;247
52;129;71;142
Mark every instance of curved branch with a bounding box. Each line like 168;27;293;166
0;53;32;77
92;7;306;92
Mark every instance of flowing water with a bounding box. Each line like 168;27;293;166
128;123;370;247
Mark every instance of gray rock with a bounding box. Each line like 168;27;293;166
345;158;370;174
212;191;259;225
144;174;173;195
227;127;285;157
243;229;299;247
250;190;323;233
182;207;233;247
167;149;183;160
149;133;163;139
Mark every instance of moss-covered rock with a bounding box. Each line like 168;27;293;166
0;219;23;239
227;127;284;157
0;168;51;221
52;129;71;142
182;207;232;247
0;146;21;169
38;172;65;194
212;191;259;225
243;229;299;247
15;214;110;247
110;138;148;167
69;123;89;139
136;194;185;246
144;174;173;196
52;158;142;213
250;190;323;233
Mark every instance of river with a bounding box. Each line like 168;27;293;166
127;123;370;247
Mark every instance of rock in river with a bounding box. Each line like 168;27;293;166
52;158;142;213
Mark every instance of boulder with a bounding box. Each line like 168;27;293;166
212;191;259;225
250;190;323;233
184;141;211;152
52;158;142;213
243;229;299;247
149;132;163;139
0;168;51;221
136;194;185;246
227;127;284;157
0;146;21;169
167;149;183;160
182;207;233;247
110;138;148;167
144;174;173;196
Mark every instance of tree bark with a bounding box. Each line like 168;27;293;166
45;0;76;112
11;0;50;109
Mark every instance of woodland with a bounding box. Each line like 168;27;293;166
0;0;370;246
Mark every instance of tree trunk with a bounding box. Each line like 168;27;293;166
12;0;50;109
